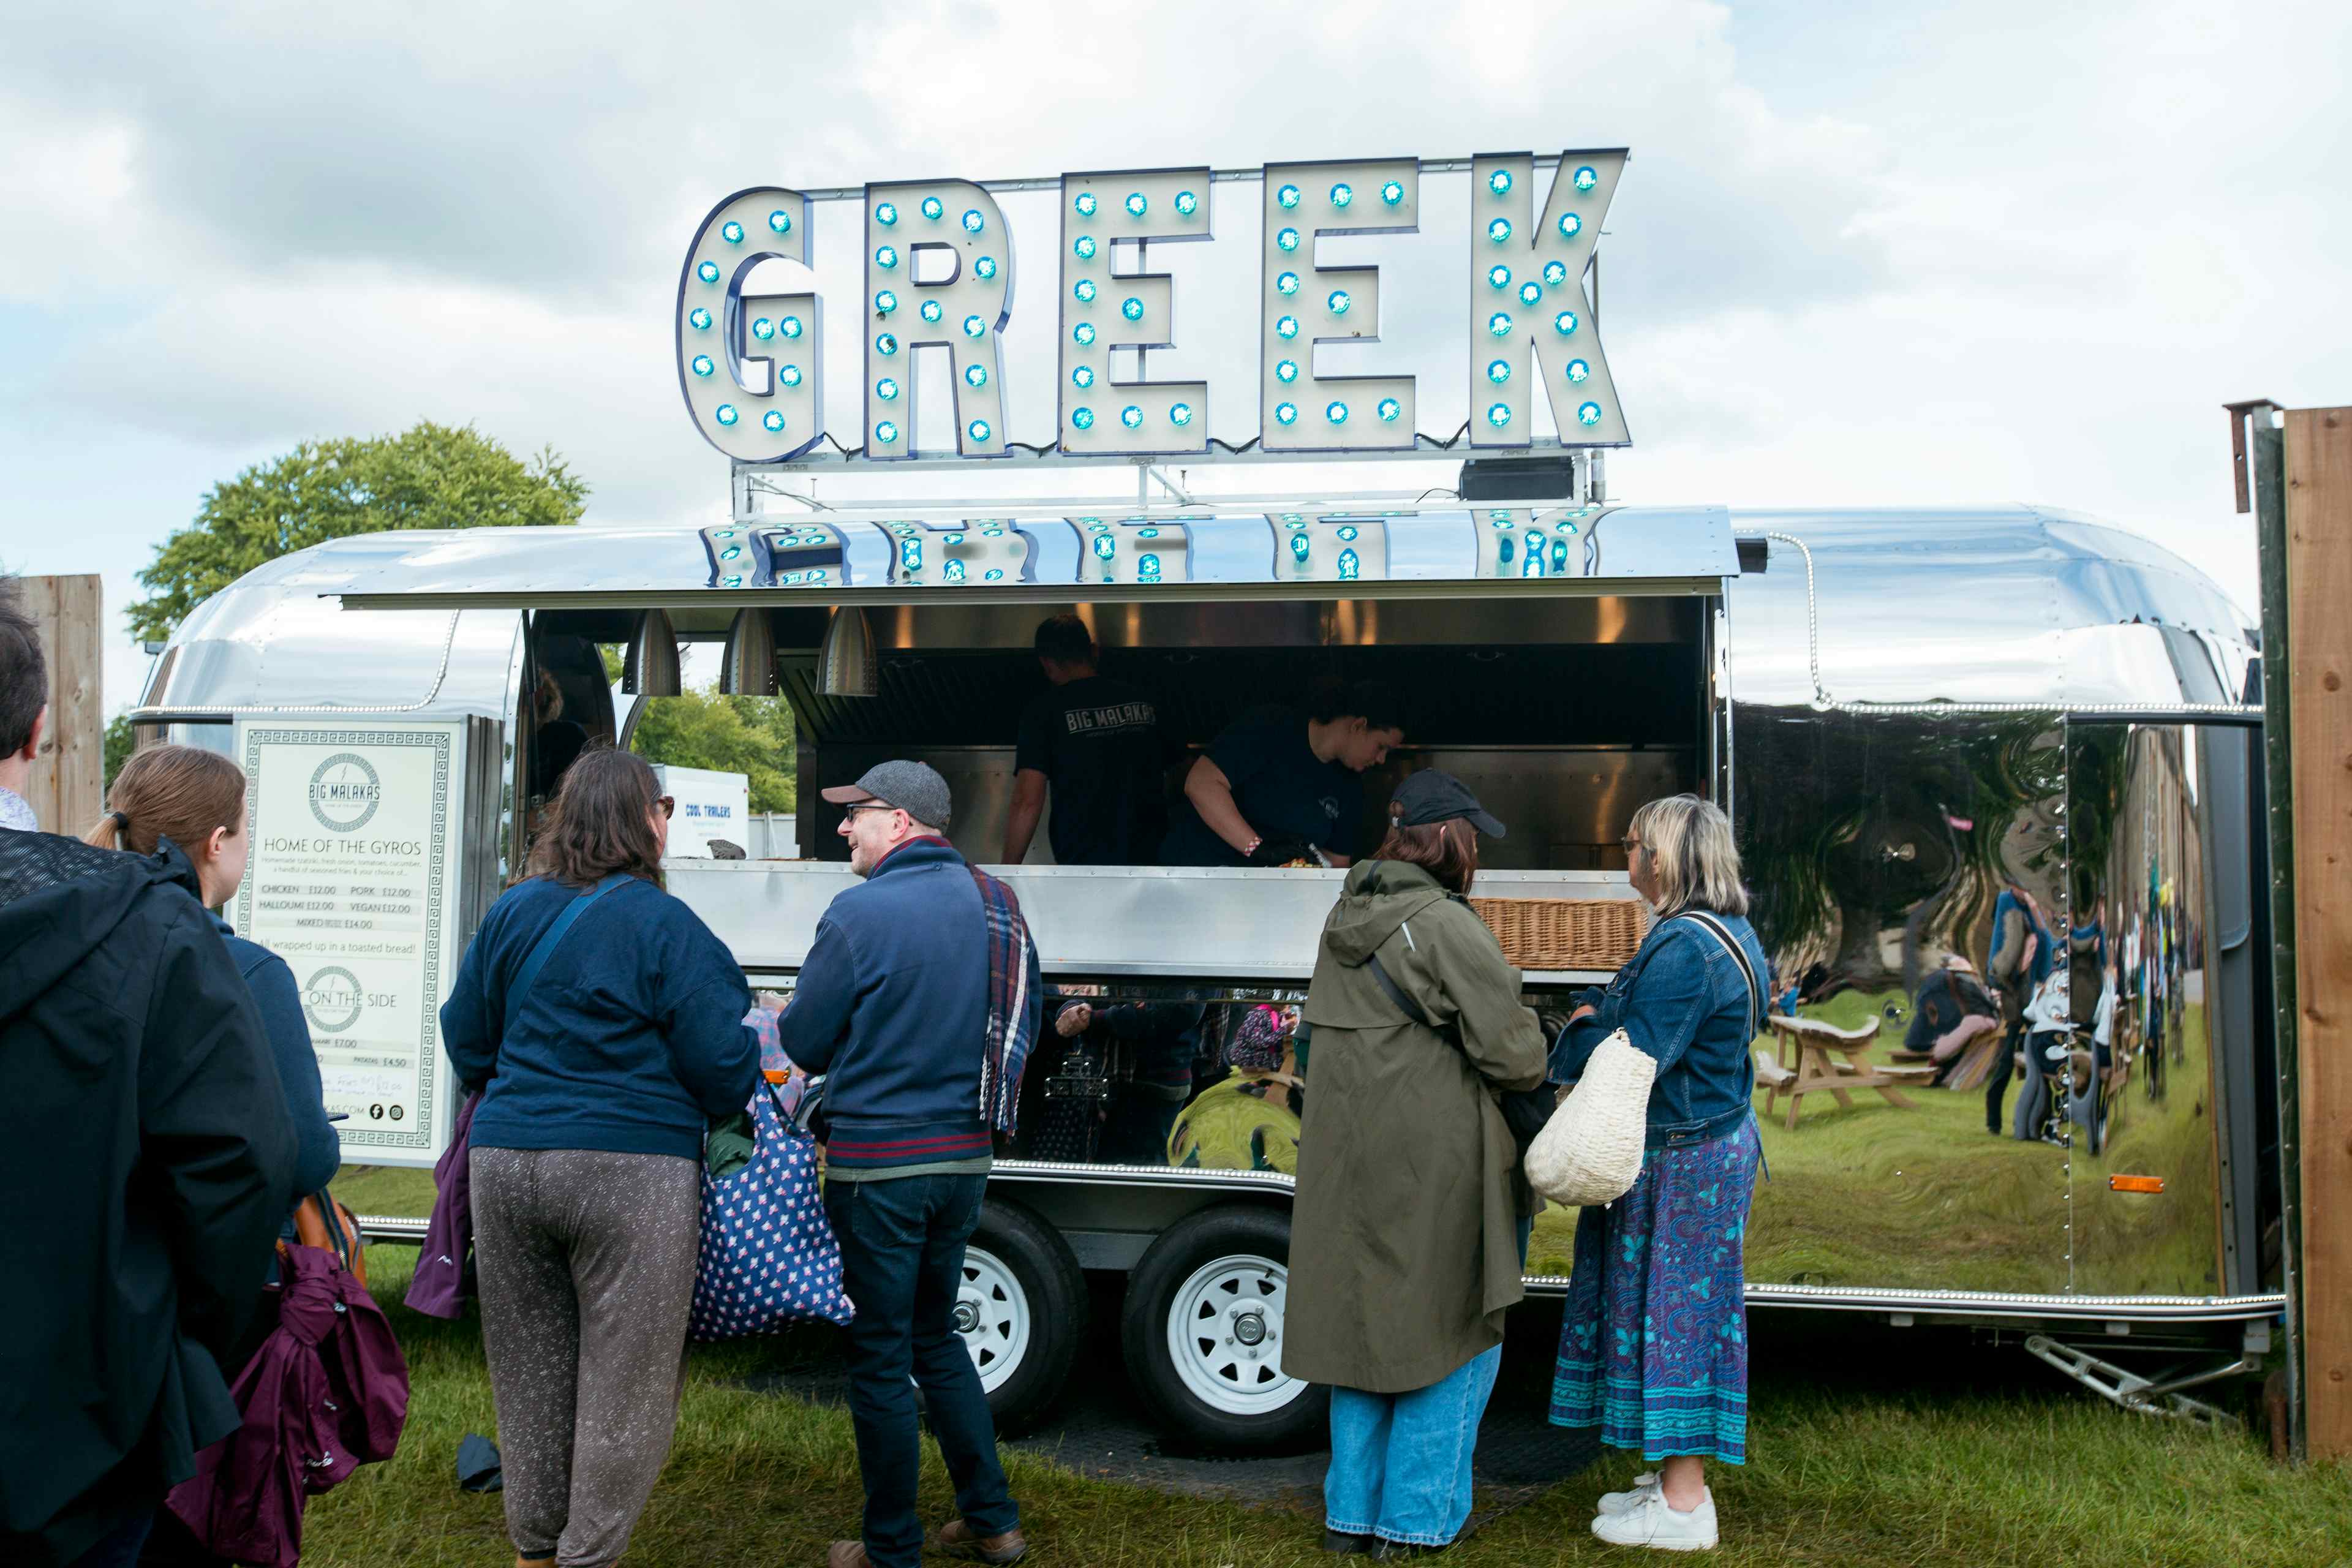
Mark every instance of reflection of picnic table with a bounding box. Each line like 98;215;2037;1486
1756;1014;1939;1129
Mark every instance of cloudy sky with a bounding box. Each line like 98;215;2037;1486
2;0;2345;714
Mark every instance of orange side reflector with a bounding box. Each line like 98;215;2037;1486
2108;1174;2165;1194
764;1069;791;1084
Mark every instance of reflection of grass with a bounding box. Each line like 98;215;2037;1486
1530;989;2071;1292
2072;1003;2223;1295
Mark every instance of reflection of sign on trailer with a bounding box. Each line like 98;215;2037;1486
233;720;469;1165
652;763;751;858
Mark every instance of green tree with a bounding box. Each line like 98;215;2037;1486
103;712;135;795
129;421;588;642
629;685;797;814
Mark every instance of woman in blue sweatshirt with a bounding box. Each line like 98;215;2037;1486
440;747;756;1568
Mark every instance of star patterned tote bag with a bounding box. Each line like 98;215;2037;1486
688;1076;856;1340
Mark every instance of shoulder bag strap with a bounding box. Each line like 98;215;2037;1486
501;873;630;1038
1365;949;1436;1030
1674;911;1764;1042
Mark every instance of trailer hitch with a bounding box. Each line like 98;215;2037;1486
2023;1333;2258;1430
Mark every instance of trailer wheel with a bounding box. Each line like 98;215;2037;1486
1121;1205;1327;1453
960;1199;1086;1436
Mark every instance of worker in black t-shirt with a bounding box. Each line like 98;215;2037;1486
1159;681;1405;867
1002;613;1168;865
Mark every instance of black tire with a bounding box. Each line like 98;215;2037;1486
960;1197;1087;1436
1120;1204;1329;1453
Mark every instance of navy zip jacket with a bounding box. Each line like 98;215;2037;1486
440;875;758;1161
775;837;1016;1178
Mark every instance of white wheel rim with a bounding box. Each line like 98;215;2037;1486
1164;1252;1308;1417
957;1246;1031;1394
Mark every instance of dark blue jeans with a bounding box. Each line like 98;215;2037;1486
824;1172;1019;1568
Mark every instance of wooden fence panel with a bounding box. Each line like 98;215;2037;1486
20;574;104;834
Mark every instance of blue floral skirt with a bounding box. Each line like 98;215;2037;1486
1548;1117;1761;1464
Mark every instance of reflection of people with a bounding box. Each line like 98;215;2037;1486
1051;997;1204;1166
1904;955;2001;1084
771;761;1035;1568
1286;771;1544;1556
442;748;758;1568
1002;613;1166;865
1546;794;1770;1553
1159;681;1404;867
1985;883;2053;1136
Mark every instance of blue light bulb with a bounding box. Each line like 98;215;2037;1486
1382;179;1405;205
1523;532;1545;578
1338;548;1360;580
780;365;802;387
768;209;792;234
1121;296;1144;322
944;532;965;545
1074;322;1096;347
1498;536;1514;565
964;363;987;388
1278;183;1300;209
688;307;712;331
1488;168;1512;196
920;300;943;323
1326;400;1348;424
1093;533;1116;560
1277;227;1300;252
1553;310;1578;336
1377;397;1401;421
875;332;898;355
1072;366;1095;389
1487;359;1510;384
974;255;998;280
962;209;984;233
1327;289;1350;315
963;315;984;337
690;355;714;377
1488;264;1512;290
1075;235;1097;260
902;539;923;571
781;316;803;338
876;244;899;269
761;410;785;437
874;289;897;314
1175;190;1198;216
1072;406;1096;430
984;568;1004;581
1075;279;1097;303
1139;552;1162;581
696;260;720;284
1487;402;1511;428
1330;182;1352;208
1125;192;1147;217
1488;312;1513;337
875;420;897;443
1337;525;1359;540
1488;217;1512;243
755;318;783;344
875;377;899;401
922;195;944;220
1277;271;1299;295
1552;537;1570;573
1574;165;1599;192
944;558;966;582
1137;527;1159;538
1558;211;1583;239
1121;405;1142;428
875;202;898;226
1169;402;1193;426
1276;359;1298;383
722;221;744;244
1544;260;1568;286
1275;401;1298;425
715;404;738;426
1276;315;1299;339
1290;532;1311;562
1565;359;1590;384
1519;281;1542;306
967;418;991;442
1077;194;1101;221
1577;401;1602;426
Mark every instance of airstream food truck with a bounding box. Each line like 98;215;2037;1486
132;149;2286;1449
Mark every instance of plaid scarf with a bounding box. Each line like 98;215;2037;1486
970;865;1041;1136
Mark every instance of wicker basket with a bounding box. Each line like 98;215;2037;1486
1469;896;1650;973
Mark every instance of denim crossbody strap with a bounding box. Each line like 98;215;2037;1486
1672;909;1770;1177
501;872;630;1037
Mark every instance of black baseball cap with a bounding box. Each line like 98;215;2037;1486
1390;769;1506;839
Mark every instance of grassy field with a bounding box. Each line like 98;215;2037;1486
300;1243;2350;1568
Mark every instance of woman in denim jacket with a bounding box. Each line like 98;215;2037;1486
1545;794;1770;1554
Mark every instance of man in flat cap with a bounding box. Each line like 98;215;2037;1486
777;761;1041;1568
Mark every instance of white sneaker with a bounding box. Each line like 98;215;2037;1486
1596;1472;1660;1514
1589;1487;1718;1551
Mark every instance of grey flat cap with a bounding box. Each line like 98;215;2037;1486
821;759;952;828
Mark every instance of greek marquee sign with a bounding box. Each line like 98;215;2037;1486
674;151;1628;465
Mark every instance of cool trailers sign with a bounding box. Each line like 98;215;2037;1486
674;151;1629;466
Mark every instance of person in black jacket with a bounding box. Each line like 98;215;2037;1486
0;584;297;1568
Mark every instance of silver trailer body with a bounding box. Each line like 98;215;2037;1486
135;503;2281;1442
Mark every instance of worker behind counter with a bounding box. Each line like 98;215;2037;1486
1001;613;1169;866
1159;681;1404;869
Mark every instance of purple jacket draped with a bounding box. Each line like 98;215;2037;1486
165;1245;410;1567
402;1091;480;1319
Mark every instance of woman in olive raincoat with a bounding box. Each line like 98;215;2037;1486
1285;770;1548;1558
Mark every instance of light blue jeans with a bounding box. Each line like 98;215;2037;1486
1323;1344;1504;1548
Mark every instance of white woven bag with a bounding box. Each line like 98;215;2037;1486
1523;1028;1654;1207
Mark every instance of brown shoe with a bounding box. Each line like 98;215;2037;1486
826;1543;872;1568
935;1518;1028;1564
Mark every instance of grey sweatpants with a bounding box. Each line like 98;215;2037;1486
470;1147;704;1567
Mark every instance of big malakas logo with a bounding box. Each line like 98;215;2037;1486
301;966;366;1035
308;752;382;832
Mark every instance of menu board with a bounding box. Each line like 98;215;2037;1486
233;720;469;1166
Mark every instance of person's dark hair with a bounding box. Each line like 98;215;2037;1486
524;745;666;891
1033;612;1095;666
1373;818;1478;896
0;579;47;760
1306;677;1403;734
